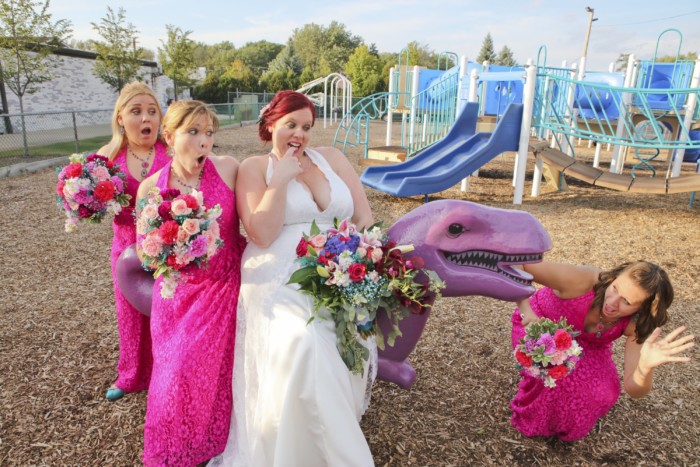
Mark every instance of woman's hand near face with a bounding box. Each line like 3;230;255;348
269;147;302;186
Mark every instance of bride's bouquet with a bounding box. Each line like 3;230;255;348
288;218;445;375
514;317;583;388
56;153;130;232
136;187;223;298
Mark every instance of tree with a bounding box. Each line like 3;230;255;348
235;40;284;74
476;33;496;64
90;6;145;92
193;40;236;76
0;0;71;148
404;41;438;68
291;22;362;77
656;52;698;62
259;69;299;93
344;45;383;96
264;40;303;76
68;38;95;51
158;24;196;99
495;45;517;67
614;53;631;72
220;59;257;91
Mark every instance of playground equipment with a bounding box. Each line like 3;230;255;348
357;63;536;204
530;30;700;205
296;73;352;128
337;31;698;206
333;49;463;162
361;102;523;199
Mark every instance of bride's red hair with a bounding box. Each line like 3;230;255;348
258;90;316;142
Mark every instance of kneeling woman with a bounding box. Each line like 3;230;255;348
511;260;694;442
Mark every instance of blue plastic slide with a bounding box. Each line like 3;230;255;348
361;102;523;197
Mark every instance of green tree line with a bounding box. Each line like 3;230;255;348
2;0;525;106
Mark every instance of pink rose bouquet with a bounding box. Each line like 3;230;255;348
515;317;583;388
288;218;445;375
136;186;223;298
56;153;130;232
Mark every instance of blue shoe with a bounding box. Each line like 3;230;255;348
106;387;126;402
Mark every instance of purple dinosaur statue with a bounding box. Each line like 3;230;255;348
115;200;552;389
377;199;552;388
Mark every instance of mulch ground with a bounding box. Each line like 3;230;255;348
1;121;698;466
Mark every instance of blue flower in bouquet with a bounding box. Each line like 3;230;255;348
322;233;360;256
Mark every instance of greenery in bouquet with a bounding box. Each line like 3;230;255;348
136;186;223;298
56;153;130;232
288;218;445;375
515;317;583;388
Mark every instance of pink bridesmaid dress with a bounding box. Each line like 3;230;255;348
109;140;169;392
142;158;246;465
510;288;633;441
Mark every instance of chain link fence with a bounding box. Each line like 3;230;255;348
1;92;350;166
0;109;113;161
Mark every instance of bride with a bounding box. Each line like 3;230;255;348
212;90;376;466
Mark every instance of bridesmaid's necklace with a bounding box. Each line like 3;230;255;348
595;309;619;338
129;145;154;178
171;163;204;193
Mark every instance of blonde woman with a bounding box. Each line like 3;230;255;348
97;82;170;402
136;100;246;465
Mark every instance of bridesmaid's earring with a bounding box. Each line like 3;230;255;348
119;126;125;135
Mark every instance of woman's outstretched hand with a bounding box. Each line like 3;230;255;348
639;326;695;373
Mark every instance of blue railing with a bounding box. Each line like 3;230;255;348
533;69;700;151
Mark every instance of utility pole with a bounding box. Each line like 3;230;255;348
579;6;598;79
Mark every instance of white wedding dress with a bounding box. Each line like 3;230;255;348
211;148;376;467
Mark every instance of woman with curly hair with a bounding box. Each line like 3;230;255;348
511;260;694;441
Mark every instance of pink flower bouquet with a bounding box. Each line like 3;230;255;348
136;187;223;298
515;317;583;388
56;153;130;232
289;218;445;375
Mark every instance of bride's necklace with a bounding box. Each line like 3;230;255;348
129;145;154;178
171;163;204;194
595;309;619;338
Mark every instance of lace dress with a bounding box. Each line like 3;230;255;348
142;159;246;466
109;140;169;392
510;288;633;441
212;148;376;467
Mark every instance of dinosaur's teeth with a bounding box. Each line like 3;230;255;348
442;249;537;285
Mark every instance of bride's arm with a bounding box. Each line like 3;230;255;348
236;151;301;248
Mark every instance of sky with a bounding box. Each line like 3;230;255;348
51;0;700;72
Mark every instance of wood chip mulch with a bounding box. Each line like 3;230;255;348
1;121;698;466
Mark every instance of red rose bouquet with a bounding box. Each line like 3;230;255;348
288;218;445;375
514;317;583;388
136;187;223;298
56;153;130;232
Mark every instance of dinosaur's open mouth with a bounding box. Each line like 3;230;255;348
442;250;542;284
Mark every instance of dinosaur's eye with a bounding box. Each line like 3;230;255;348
447;223;464;237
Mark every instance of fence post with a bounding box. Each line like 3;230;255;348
21;114;29;158
72;111;79;153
